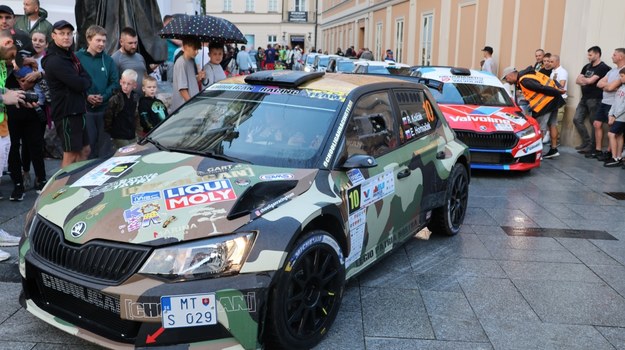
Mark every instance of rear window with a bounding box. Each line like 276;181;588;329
430;83;514;107
361;65;412;75
149;85;345;168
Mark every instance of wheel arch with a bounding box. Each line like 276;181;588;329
301;208;348;260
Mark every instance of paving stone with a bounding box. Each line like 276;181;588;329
415;273;463;293
0;342;36;350
556;238;621;266
481;318;615;350
339;281;361;313
514;279;625;326
459;277;539;322
413;258;506;279
463;208;499;226
499;261;602;283
469;225;508;236
365;337;492;350
595;326;625;350
0;282;23;324
422;291;488;342
0;309;92;345
358;247;417;289
360;287;434;339
406;232;492;260
484;208;538;227
314;310;364;350
587;264;625;299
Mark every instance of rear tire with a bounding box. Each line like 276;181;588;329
265;230;345;349
428;164;469;236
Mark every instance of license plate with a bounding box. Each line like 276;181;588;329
161;294;217;329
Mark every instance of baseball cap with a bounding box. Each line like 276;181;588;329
500;66;517;80
481;46;493;54
0;5;14;16
52;20;75;31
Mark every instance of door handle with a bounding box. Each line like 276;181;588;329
436;151;446;159
397;169;411;179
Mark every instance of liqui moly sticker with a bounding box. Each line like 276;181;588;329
163;180;237;210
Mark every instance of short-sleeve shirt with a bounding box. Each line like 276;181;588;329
580;61;611;99
550;66;568;99
171;57;199;111
602;66;624;105
112;50;147;93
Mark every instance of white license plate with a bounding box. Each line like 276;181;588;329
161;293;217;329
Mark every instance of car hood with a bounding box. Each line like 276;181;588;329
439;105;530;133
35;144;319;246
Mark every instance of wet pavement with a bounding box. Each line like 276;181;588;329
1;147;625;349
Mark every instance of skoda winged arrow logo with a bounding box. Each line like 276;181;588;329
71;221;87;238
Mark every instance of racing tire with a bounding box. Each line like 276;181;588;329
265;230;345;349
428;164;469;236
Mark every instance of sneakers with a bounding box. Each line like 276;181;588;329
9;184;24;201
543;148;560;159
0;249;9;262
0;229;20;247
22;171;31;189
604;158;623;167
597;151;611;162
35;180;47;194
585;149;601;158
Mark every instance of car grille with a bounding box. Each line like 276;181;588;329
455;131;518;149
30;216;151;284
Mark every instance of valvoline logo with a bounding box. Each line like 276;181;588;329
163;180;237;210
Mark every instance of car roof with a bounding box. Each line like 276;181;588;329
412;66;505;88
355;60;411;68
222;71;418;95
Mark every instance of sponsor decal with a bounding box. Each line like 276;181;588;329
196;166;255;179
163;180;237;210
514;139;542;157
438;75;485;84
105;162;136;178
86;203;107;219
125;299;161;319
123;203;162;232
259;173;294;181
72;156;141;187
449;115;512;124
251;192;295;219
130;191;162;206
200;165;234;175
402;112;424;125
90;173;158;198
324;100;353;167
495;123;514;131
118;146;137;154
305;89;347;102
71;221;87;238
162;215;177;228
345;208;366;267
234;178;250;186
346;169;365;185
52;188;66;200
41;272;120;314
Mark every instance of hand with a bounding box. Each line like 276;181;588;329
2;90;25;106
20;101;38;109
87;94;102;107
608;115;615;126
24;71;41;83
22;57;39;71
197;70;206;81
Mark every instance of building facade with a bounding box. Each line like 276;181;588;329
206;0;319;52
319;0;625;146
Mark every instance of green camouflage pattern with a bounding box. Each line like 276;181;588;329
19;73;469;349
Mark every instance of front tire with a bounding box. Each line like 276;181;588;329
265;231;345;349
428;164;469;236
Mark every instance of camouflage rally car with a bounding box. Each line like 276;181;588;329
19;71;470;349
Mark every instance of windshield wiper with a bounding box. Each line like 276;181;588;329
141;136;170;151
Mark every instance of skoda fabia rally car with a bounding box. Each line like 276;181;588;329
19;71;469;349
410;67;542;171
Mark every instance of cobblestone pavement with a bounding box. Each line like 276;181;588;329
1;147;625;349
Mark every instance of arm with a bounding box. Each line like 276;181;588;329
601;76;622;92
520;78;562;96
45;56;92;93
103;57;120;102
180;89;191;101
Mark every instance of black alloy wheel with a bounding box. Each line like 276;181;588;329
429;163;469;236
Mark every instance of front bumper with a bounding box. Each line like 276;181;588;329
20;253;272;349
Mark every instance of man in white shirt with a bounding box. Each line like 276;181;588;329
481;46;497;75
549;54;568;146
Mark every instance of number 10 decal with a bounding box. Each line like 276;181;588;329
347;185;361;214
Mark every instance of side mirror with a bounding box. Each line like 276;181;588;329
340;154;377;169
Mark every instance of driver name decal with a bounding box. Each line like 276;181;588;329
163;180;237;210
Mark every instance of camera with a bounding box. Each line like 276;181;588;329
23;92;39;103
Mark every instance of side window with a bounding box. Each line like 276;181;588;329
393;89;437;144
344;91;398;158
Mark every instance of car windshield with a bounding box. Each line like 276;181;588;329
365;65;412;75
337;61;354;72
318;56;330;68
429;83;515;106
148;85;343;168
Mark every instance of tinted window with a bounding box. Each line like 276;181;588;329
429;83;514;106
148;85;343;168
337;61;354;73
360;65;412;75
393;89;437;144
344;91;397;158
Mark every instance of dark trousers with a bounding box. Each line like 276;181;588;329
86;111;114;159
7;107;46;186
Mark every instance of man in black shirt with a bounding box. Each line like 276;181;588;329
573;46;611;153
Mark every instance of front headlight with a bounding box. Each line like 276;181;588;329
516;126;537;140
139;232;255;281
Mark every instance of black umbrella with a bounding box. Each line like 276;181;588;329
158;14;247;44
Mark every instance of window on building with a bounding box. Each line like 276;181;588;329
268;0;278;12
246;0;255;12
295;0;307;12
395;19;404;63
375;22;383;61
420;13;433;66
268;35;277;46
224;0;232;12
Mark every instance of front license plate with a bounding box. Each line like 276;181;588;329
161;294;217;329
